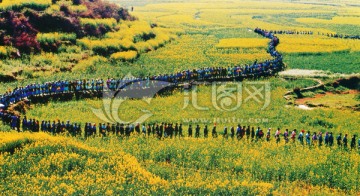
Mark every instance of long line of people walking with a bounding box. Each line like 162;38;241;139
1;112;359;150
0;28;284;109
263;28;360;40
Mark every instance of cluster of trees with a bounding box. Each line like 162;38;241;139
0;0;134;55
0;11;40;54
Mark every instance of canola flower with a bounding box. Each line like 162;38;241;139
37;33;77;45
216;38;268;49
77;21;176;59
1;132;359;195
1;0;360;194
80;18;117;29
0;46;17;58
0;0;51;11
296;16;360;26
277;34;360;53
110;51;138;61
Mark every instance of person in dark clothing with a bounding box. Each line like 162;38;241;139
259;129;264;139
111;124;116;135
41;120;46;132
350;135;356;149
246;126;250;140
10;115;18;130
22;116;27;131
35;120;40;132
65;121;71;133
125;124;131;137
87;123;96;137
179;124;183;137
204;125;208;138
195;125;200;138
16;117;20;132
120;123;125;136
328;132;334;146
318;132;323;147
155;124;160;138
106;123;111;134
116;123;121;136
152;124;156;136
230;126;235;139
337;133;342;147
98;123;102;136
61;121;65;134
324;132;329;146
174;123;179;138
343;134;348;148
147;124;152;137
164;123;168;137
266;128;271;142
242;126;246;138
159;123;164;139
135;123;140;134
92;123;97;136
188;125;193;137
298;130;304;145
169;124;174;138
223;127;228;139
51;121;56;135
236;125;241;140
85;123;91;138
77;123;82;136
212;125;217;138
47;121;51;133
251;127;255;141
56;120;61;134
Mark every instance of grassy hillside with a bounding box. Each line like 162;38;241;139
0;0;177;81
1;0;360;84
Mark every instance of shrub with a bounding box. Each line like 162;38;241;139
81;0;135;21
77;38;136;56
80;18;117;29
0;11;40;54
72;55;107;72
0;46;17;58
134;41;153;53
69;5;87;13
110;50;138;61
37;32;77;52
0;0;52;12
37;32;77;44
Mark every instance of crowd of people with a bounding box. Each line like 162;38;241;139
1;112;359;150
260;28;360;40
266;30;314;35
7;28;356;150
0;28;284;109
322;32;360;40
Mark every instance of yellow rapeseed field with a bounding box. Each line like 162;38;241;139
1;0;360;195
296;16;360;26
1;132;359;195
216;38;268;49
277;35;360;53
110;50;138;61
